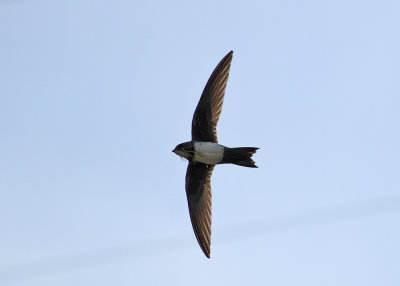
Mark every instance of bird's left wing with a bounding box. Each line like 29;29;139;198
191;51;233;143
185;162;215;258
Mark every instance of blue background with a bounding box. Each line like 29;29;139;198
1;0;399;285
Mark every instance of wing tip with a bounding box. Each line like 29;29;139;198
201;245;211;258
226;50;233;60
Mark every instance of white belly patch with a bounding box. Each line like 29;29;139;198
193;142;224;164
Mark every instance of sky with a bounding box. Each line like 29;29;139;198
1;0;399;285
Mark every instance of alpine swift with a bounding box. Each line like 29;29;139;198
172;50;258;258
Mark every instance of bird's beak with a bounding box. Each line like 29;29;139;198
172;148;177;153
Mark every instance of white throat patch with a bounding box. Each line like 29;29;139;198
193;142;224;164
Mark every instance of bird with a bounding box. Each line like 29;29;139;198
172;50;258;258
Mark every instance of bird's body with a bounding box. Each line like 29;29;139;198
175;140;258;167
175;141;224;164
173;51;258;258
193;142;224;165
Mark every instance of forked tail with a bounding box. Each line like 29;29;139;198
225;147;259;168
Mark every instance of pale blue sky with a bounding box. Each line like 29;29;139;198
1;0;399;285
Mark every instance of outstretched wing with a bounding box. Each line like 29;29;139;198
185;162;215;258
191;51;233;143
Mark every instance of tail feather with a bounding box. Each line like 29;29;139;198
228;147;259;168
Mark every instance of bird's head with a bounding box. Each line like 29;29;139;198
172;142;194;160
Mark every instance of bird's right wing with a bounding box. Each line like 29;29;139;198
185;162;215;258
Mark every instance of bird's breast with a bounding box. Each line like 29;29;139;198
193;142;224;164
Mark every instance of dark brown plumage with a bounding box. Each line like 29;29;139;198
191;50;233;143
185;163;214;258
185;51;233;258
